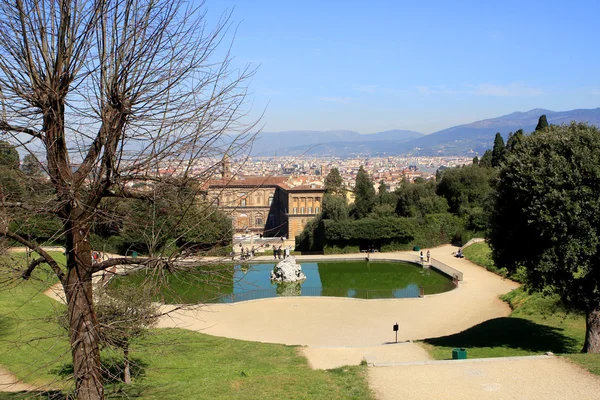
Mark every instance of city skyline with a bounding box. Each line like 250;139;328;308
205;0;600;134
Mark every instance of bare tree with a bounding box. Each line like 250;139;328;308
0;0;256;398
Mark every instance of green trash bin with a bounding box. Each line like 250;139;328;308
413;245;421;251
132;251;138;259
452;348;467;360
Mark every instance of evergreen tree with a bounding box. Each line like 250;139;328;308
324;167;344;197
491;132;506;167
506;129;524;152
21;154;42;176
378;180;387;204
0;141;19;169
472;156;479;166
479;150;493;168
353;166;376;219
535;115;549;132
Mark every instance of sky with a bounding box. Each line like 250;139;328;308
203;0;600;134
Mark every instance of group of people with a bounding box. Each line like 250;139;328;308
273;246;290;260
232;244;256;260
419;250;431;263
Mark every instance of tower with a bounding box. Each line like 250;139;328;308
222;154;232;179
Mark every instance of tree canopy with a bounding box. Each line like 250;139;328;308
489;122;600;353
353;166;376;219
324;168;345;197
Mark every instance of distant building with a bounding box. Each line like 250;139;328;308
206;156;325;241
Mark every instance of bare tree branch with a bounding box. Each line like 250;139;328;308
0;227;65;282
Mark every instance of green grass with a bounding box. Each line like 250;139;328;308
421;284;600;377
110;330;373;400
421;288;584;360
0;251;374;399
462;242;495;271
0;252;71;389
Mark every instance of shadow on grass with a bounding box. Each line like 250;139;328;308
51;357;147;385
0;391;66;399
424;317;579;354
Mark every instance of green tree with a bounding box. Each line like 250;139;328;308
395;180;447;218
322;193;349;221
21;154;42;177
324;167;345;197
489;122;600;353
436;165;495;214
535;115;549;132
92;285;160;384
353;166;376;219
479;150;493;168
0;141;19;169
491;132;506;167
506;129;524;152
472;156;479;166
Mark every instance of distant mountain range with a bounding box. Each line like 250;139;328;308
250;108;600;157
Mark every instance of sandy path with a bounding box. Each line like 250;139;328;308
157;245;518;348
0;367;37;392
368;356;600;400
301;342;431;370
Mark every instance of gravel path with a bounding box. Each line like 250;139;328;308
368;356;600;400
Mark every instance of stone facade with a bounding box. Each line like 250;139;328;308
206;159;325;241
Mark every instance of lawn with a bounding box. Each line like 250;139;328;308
421;242;600;376
0;251;374;399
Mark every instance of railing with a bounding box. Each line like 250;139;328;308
462;238;485;249
429;257;463;282
213;283;456;303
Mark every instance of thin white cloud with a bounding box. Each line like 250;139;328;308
467;83;542;97
319;96;352;104
353;84;378;94
416;83;542;97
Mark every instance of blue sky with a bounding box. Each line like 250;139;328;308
204;0;600;134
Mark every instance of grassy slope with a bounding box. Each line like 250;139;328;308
0;252;71;389
0;252;374;399
422;242;599;376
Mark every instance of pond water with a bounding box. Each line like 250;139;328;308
113;260;455;304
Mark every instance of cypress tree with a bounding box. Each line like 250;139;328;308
535;115;549;132
354;166;376;219
491;132;506;167
324;167;344;197
479;150;493;168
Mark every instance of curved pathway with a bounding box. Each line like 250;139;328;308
158;245;518;348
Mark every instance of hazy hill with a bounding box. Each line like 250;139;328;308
404;108;600;156
249;108;600;157
251;129;423;156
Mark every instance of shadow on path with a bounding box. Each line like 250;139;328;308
424;317;579;354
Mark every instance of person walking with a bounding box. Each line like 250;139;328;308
273;247;277;259
426;250;431;263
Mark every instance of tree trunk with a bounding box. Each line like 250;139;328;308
123;345;131;385
582;303;600;353
64;221;104;400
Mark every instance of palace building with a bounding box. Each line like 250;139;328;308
206;157;325;242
